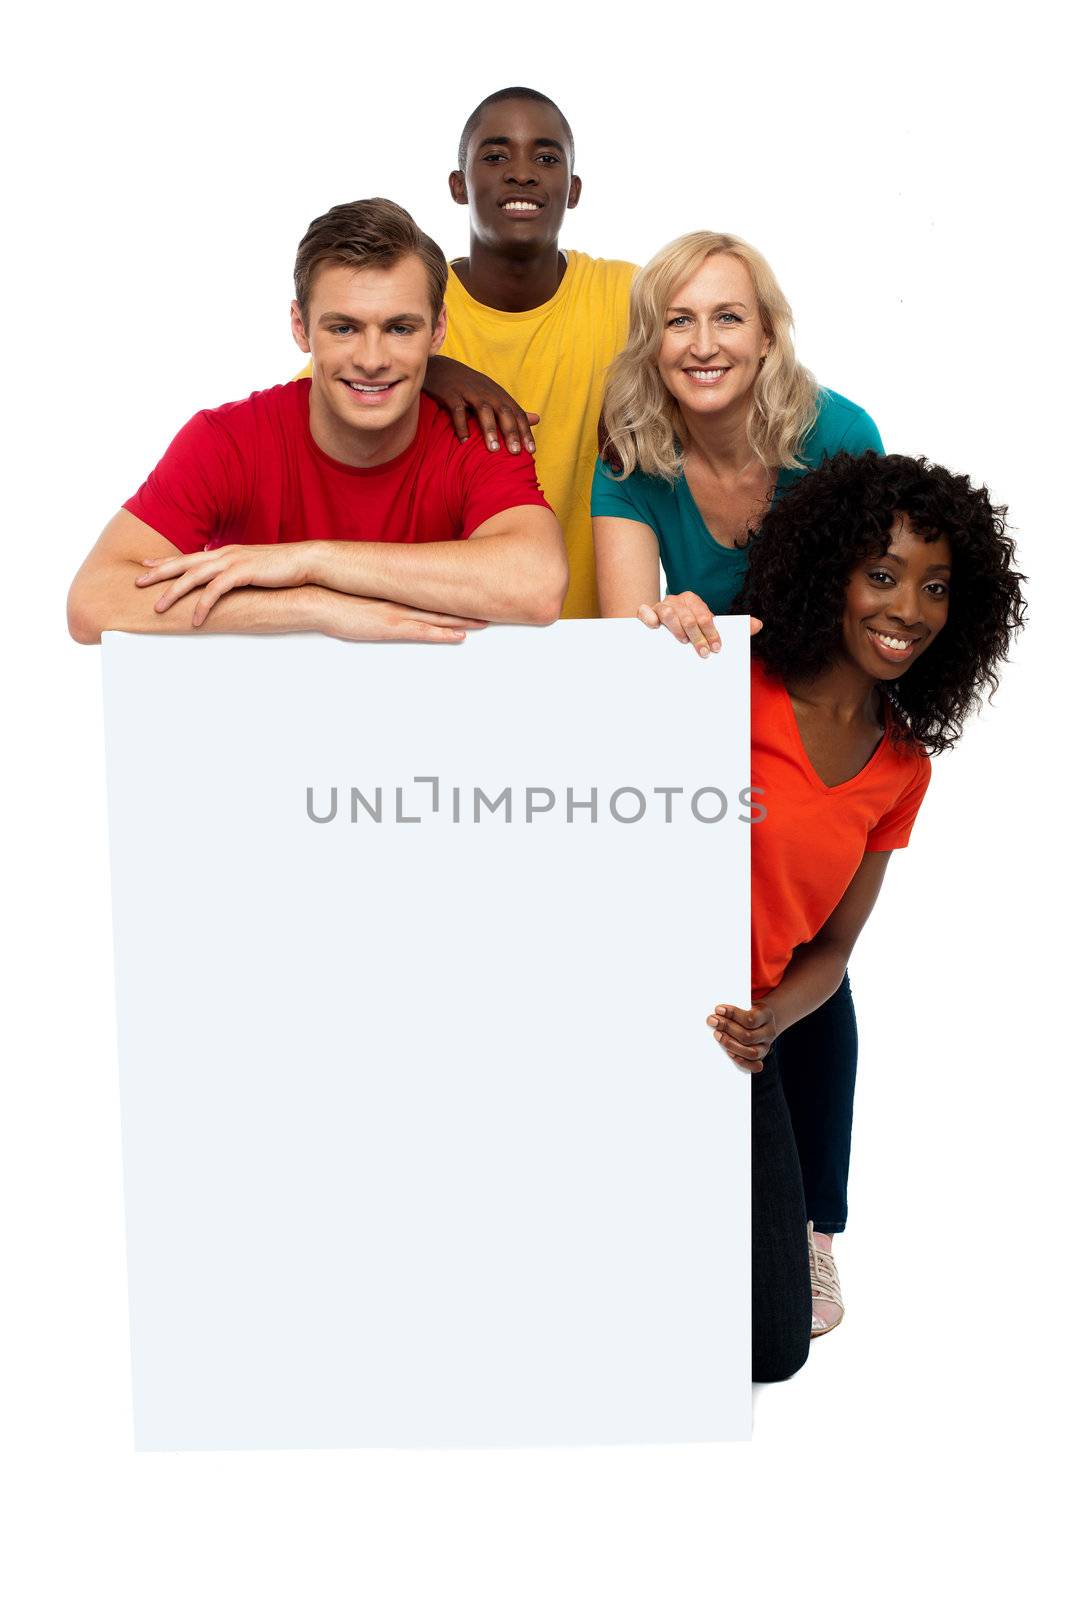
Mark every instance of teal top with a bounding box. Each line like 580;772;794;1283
590;387;883;611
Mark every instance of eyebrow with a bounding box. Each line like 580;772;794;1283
666;301;749;315
878;551;952;572
477;134;566;154
317;310;428;326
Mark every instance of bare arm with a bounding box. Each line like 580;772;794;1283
767;852;892;1034
138;505;569;630
66;511;482;646
711;852;893;1069
593;514;661;615
68;512;313;642
594;513;747;656
422;355;539;456
304;504;567;625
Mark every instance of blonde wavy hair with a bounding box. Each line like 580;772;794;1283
602;231;819;480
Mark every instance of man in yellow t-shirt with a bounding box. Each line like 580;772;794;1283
439;87;636;620
297;90;634;616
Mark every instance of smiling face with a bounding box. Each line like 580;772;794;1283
842;516;952;679
656;253;770;422
449;96;580;256
291;256;446;461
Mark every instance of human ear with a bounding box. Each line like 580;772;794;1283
567;173;582;210
449;170;468;206
430;303;448;355
291;299;311;354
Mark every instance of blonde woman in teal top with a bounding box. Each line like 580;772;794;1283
592;386;882;613
591;230;883;1342
592;230;882;649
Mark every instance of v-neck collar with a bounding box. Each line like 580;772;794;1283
773;673;890;795
676;458;779;557
675;470;753;562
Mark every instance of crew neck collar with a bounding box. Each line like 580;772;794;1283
300;380;427;476
446;252;575;323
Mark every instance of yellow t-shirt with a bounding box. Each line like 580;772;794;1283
440;253;636;619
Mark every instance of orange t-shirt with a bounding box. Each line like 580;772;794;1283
750;659;931;1000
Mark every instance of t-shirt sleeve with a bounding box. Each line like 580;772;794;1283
866;754;932;851
452;429;552;536
590;457;655;523
123;410;247;554
836;404;884;457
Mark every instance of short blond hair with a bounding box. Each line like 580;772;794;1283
601;231;819;480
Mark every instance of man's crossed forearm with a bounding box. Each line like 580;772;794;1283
136;509;567;630
68;508;566;644
67;515;486;645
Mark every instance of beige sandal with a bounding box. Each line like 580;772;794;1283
807;1223;845;1338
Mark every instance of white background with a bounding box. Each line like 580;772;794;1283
3;1;1060;1594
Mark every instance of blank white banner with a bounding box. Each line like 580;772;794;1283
102;619;752;1448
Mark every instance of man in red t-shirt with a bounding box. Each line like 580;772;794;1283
67;199;568;646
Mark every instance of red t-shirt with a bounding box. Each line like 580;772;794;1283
123;380;549;554
750;659;931;999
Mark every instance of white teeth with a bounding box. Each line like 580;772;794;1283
503;201;541;211
871;631;914;651
346;382;390;392
686;369;727;382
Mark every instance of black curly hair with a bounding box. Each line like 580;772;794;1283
738;452;1026;755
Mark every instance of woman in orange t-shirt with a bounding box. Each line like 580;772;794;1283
680;452;1023;1381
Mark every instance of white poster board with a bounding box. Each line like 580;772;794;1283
103;620;752;1448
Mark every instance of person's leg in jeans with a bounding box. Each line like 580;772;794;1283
774;973;858;1236
751;1050;811;1382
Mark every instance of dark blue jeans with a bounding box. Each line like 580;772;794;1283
773;974;858;1235
752;1049;810;1382
751;979;858;1379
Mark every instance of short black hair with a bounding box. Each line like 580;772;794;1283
457;87;575;170
739;452;1026;755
